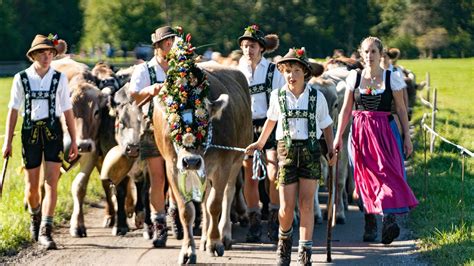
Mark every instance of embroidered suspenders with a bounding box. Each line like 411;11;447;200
147;62;164;119
20;70;60;129
278;87;318;153
19;70;61;144
248;63;275;105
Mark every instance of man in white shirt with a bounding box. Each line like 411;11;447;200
237;24;284;242
129;25;182;248
2;34;78;250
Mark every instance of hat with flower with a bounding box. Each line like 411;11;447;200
26;33;65;61
151;25;177;46
238;24;279;53
277;47;313;77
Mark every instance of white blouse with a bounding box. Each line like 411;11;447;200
345;69;406;93
267;84;333;140
8;65;72;120
238;57;285;120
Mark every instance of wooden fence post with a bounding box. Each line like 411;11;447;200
426;72;430;102
430;88;437;153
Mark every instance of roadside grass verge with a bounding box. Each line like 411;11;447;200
0;77;104;256
400;58;473;265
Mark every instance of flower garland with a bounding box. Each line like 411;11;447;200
158;27;210;149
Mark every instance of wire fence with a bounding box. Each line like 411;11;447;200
418;72;472;223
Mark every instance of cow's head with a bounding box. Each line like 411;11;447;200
92;62;121;97
70;78;108;153
113;85;141;158
175;94;229;172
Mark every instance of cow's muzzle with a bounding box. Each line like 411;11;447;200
125;144;139;158
77;139;95;153
182;156;202;170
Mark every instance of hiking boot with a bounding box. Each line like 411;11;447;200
152;218;168;248
168;206;183;240
267;209;279;242
363;214;377;242
381;214;400;244
246;211;262;243
38;224;57;250
142;222;153;240
297;246;312;266
276;236;292;266
30;212;41;241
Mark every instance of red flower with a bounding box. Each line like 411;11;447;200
196;132;203;140
296;49;305;57
251;24;259;31
186;33;192;43
176;134;182;141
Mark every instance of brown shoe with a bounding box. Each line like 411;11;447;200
168;207;183;240
30;213;41;241
246;211;262;243
276;236;292;266
267;209;279;242
382;214;400;244
152;218;168;248
297;246;312;266
363;214;377;242
38;224;57;250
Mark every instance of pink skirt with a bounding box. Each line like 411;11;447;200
351;111;418;214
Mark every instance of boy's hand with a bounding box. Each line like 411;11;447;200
68;142;78;161
327;151;337;166
245;142;262;156
2;143;12;159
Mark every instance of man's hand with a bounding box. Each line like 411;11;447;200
245;142;263;156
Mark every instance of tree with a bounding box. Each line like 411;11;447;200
416;27;449;58
80;0;165;53
0;0;21;60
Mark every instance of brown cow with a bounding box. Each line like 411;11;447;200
153;63;252;264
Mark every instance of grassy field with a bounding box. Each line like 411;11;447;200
0;59;472;264
0;77;103;255
399;58;473;265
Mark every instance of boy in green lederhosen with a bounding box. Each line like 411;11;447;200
246;48;336;265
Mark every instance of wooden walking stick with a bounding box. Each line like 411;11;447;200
0;157;10;198
326;153;338;262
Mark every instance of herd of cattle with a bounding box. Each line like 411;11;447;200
47;55;422;264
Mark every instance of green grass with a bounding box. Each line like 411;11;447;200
0;77;104;256
399;58;474;265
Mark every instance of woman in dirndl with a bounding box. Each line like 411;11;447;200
333;36;418;245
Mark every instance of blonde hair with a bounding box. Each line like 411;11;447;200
359;36;383;55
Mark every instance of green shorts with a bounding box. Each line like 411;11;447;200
276;140;321;185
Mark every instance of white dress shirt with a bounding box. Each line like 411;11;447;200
129;56;167;93
8;65;72;120
238;57;285;120
267;84;333;140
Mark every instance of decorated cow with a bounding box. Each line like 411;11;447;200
152;32;252;264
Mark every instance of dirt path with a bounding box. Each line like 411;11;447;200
3;197;426;265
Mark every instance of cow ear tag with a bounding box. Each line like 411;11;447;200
182;109;193;125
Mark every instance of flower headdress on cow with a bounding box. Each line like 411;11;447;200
158;26;210;150
26;33;67;61
238;24;279;53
